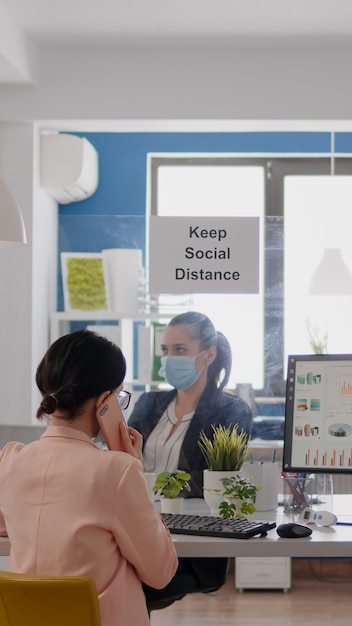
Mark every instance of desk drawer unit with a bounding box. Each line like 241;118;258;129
235;557;291;592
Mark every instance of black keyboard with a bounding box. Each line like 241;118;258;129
162;513;276;540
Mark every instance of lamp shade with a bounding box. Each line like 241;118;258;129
309;248;352;295
0;178;27;246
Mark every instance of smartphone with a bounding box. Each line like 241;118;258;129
96;392;127;451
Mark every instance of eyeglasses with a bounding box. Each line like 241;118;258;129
117;390;132;410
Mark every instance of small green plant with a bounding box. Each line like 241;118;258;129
198;424;250;471
153;470;191;499
218;474;260;519
306;318;328;354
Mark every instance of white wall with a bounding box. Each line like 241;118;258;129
0;46;351;121
31;126;58;421
0;123;33;424
0;123;57;425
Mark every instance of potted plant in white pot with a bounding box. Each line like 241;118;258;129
198;424;254;515
153;470;191;514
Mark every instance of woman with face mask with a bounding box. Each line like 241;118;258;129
128;311;253;610
129;311;253;496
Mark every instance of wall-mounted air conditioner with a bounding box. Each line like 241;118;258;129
40;133;99;204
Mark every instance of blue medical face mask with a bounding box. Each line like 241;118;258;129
158;354;205;390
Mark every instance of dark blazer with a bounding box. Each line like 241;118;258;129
128;382;253;497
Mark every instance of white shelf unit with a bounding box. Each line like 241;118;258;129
50;311;174;387
235;556;291;592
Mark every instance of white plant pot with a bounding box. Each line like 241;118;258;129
241;462;280;511
160;497;184;514
203;469;241;516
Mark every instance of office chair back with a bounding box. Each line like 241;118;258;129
0;570;102;626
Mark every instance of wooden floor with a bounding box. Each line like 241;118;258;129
150;560;352;626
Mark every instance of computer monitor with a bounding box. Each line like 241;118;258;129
283;354;352;474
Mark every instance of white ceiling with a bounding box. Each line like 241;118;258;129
1;0;352;85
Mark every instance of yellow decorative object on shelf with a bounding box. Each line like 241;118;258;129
61;252;111;312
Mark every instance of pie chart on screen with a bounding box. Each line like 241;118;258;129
328;424;352;437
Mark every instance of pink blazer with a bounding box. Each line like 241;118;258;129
0;426;178;626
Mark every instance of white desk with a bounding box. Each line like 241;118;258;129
0;495;351;559
167;495;352;558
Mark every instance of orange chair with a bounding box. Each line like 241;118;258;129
0;570;101;626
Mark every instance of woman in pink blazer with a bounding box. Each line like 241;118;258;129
0;330;178;626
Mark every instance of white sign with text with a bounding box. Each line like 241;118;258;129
149;216;260;294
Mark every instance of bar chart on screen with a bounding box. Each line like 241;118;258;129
305;446;352;468
340;377;352;395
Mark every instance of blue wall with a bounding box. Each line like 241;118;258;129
61;131;335;218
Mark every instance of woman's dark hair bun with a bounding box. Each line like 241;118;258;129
36;329;126;421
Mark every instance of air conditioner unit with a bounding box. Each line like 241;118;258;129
40;133;99;204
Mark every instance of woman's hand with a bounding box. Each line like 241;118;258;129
119;422;143;462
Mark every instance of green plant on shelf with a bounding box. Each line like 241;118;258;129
306;318;328;354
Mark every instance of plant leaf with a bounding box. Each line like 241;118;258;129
198;424;250;471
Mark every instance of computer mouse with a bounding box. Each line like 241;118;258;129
276;522;313;538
